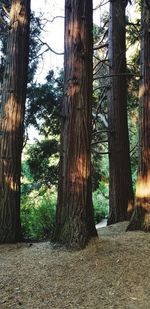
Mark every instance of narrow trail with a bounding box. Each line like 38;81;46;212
96;218;107;229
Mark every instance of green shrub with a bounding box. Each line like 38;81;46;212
93;182;109;224
21;190;56;241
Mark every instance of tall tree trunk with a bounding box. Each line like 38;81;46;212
0;0;30;243
108;0;134;225
54;0;97;249
127;0;150;231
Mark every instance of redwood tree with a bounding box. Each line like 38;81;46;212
127;0;150;231
0;0;30;243
108;0;134;225
54;0;97;248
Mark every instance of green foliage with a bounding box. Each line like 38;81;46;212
21;151;57;241
26;70;63;135
21;69;64;241
28;13;43;84
22;70;63;192
21;159;34;196
92;150;109;223
26;139;59;187
21;190;56;241
93;181;109;224
21;138;59;237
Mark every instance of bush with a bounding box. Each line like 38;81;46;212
21;190;56;241
93;182;109;224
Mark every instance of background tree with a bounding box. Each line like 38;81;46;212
127;0;150;231
107;0;134;225
54;0;97;248
24;71;62;189
0;0;30;243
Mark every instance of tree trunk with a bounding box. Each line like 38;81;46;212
108;0;134;225
54;0;97;249
127;0;150;231
0;0;30;243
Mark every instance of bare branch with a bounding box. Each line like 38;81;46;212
93;61;109;76
32;47;49;60
126;22;140;33
93;43;108;51
36;36;64;55
93;85;110;93
92;130;109;135
93;1;109;10
93;58;109;72
92;140;108;145
130;143;138;154
94;28;108;47
93;73;137;80
93;150;109;155
47;15;64;23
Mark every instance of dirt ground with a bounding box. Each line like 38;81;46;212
0;221;150;309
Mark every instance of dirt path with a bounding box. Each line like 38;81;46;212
0;221;150;309
96;219;107;229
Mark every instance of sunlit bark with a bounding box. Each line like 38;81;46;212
0;0;30;243
55;0;97;248
127;1;150;231
108;0;134;225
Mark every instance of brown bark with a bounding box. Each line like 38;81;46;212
0;0;30;243
54;0;97;249
108;0;134;225
127;0;150;231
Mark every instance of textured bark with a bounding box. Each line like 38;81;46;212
108;0;134;225
127;0;150;231
0;0;30;243
55;0;97;248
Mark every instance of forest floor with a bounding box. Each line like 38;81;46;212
0;221;150;309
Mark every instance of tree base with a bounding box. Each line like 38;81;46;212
0;228;22;244
54;218;97;250
107;212;128;226
126;205;150;232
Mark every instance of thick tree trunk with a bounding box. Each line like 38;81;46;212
127;1;150;231
54;0;97;249
108;0;134;225
0;0;30;243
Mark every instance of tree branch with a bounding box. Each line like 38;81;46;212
92;130;109;135
92;140;108;145
32;47;49;60
93;73;138;80
93;43;108;51
93;1;109;10
37;36;64;56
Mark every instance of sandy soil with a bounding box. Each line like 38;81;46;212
0;221;150;309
